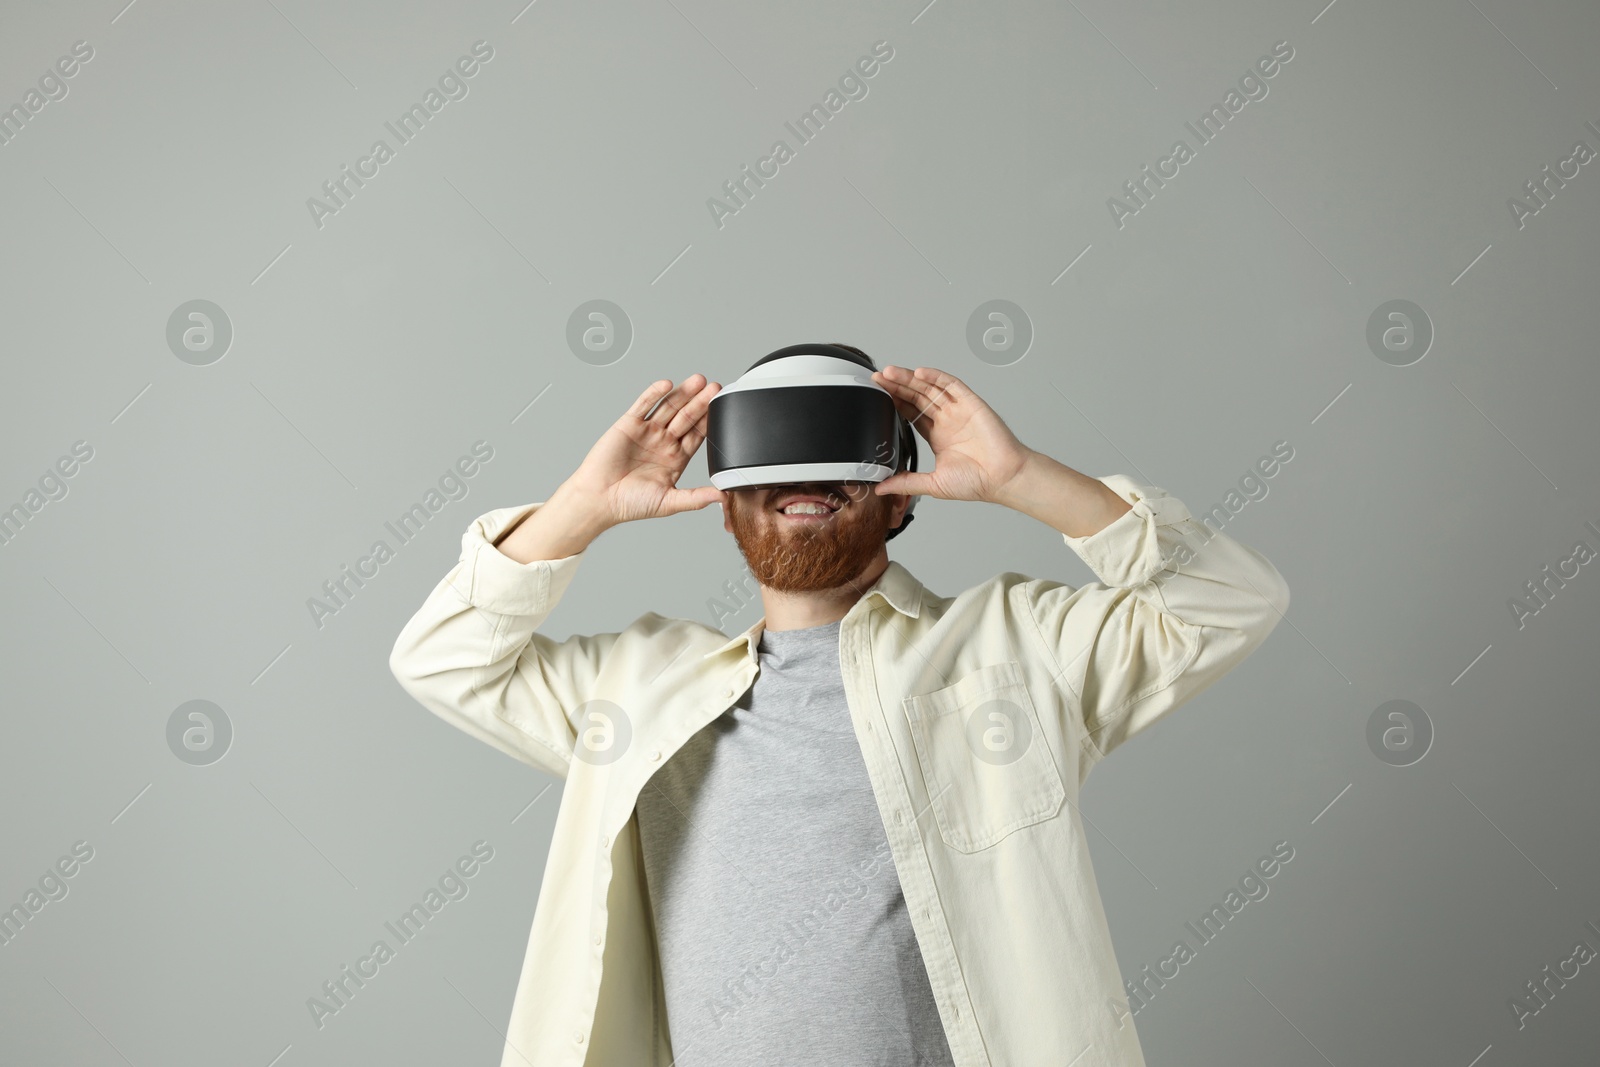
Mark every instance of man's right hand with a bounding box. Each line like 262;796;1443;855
494;374;725;564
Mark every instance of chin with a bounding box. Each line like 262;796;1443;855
725;489;890;593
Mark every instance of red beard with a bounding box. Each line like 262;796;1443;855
726;483;893;593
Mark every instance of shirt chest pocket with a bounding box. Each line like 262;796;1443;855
900;660;1066;853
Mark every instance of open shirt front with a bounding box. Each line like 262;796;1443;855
388;473;1291;1067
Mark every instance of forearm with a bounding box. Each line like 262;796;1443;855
1021;469;1290;764
494;480;612;564
390;499;598;780
989;449;1133;538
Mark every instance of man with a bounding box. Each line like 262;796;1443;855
388;346;1290;1067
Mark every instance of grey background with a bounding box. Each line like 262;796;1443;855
2;0;1597;1064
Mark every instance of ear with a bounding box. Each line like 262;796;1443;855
888;491;911;531
721;496;733;534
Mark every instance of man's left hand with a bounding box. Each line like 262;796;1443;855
870;365;1035;505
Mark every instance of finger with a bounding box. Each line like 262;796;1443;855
874;470;936;497
875;365;930;401
680;406;728;468
905;367;963;410
876;365;940;403
872;368;919;403
627;379;675;420
886;391;933;435
644;373;706;427
667;378;719;439
681;416;708;457
878;366;948;417
873;370;937;429
661;484;725;515
913;366;973;412
915;367;981;413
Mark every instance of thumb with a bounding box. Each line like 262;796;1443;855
874;471;935;498
661;484;726;515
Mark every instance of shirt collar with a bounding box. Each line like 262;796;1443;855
700;559;924;664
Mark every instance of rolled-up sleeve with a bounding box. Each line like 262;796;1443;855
388;500;612;781
1023;474;1291;771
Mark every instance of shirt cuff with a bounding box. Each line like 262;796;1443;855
457;501;586;616
1061;474;1193;588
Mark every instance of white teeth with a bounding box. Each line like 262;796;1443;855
781;502;833;515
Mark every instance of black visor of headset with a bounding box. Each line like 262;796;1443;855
705;343;918;541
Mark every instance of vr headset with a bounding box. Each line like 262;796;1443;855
705;343;918;540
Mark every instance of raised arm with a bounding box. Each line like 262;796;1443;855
388;374;727;779
388;494;605;780
1007;467;1289;766
870;365;1290;771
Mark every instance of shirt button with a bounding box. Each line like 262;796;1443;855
650;749;662;761
895;811;904;824
594;934;603;947
600;834;609;849
575;1030;585;1043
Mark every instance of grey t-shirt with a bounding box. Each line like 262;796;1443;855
634;618;955;1067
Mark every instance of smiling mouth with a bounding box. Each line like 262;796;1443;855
777;507;839;523
776;499;840;519
772;487;847;521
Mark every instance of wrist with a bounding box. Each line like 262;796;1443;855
985;447;1047;510
492;481;611;564
548;480;614;540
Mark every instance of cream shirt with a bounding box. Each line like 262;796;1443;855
388;473;1291;1067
